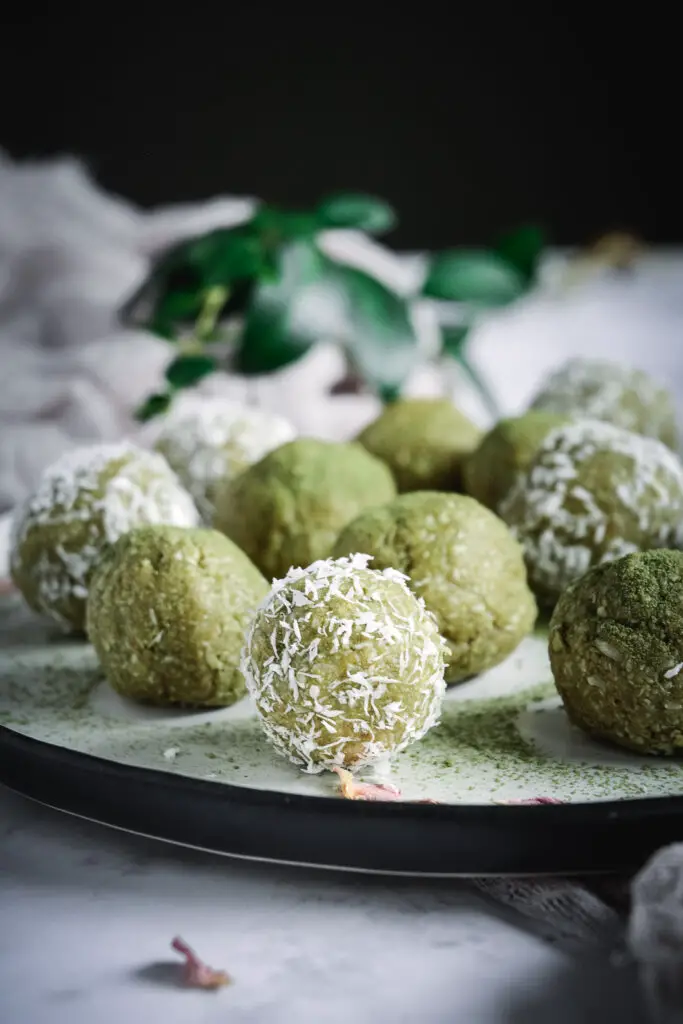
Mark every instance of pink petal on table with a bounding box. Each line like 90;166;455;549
332;767;403;801
171;937;231;989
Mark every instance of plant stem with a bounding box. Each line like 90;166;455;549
195;285;230;343
329;351;366;396
453;352;500;421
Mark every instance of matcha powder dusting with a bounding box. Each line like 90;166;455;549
241;553;448;772
549;549;683;755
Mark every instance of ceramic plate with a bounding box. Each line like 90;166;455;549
2;589;683;875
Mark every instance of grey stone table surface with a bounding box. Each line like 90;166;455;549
0;785;646;1024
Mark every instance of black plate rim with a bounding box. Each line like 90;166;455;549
3;724;683;875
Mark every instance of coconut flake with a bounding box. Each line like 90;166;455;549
594;639;622;661
240;554;447;772
530;357;675;443
500;418;683;597
10;442;198;625
155;397;296;522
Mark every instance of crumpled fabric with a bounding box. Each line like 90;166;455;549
0;151;450;513
0;151;255;510
628;844;683;1023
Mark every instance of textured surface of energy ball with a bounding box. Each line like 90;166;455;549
10;443;199;631
499;419;683;607
87;525;268;707
463;411;568;512
241;553;447;771
333;491;537;683
356;398;482;492
214;439;396;581
529;357;678;449
549;550;683;754
154;396;296;523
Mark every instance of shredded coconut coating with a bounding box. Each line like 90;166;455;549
241;553;447;772
155;397;296;523
499;419;683;605
529;357;678;449
10;442;199;630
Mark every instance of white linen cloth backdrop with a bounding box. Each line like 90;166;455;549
3;150;683;1022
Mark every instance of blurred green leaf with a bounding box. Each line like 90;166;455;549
439;325;500;420
316;193;397;234
378;383;402;403
495;225;545;283
149;318;177;341
122;224;263;337
184;226;267;285
234;241;325;375
150;290;203;339
440;324;470;357
423;250;525;305
253;206;319;245
157;290;201;321
328;262;418;396
234;240;419;395
134;392;172;422
165;354;217;389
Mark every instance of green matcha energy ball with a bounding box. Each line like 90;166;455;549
10;443;199;632
529;357;678;449
214;438;396;581
356;398;482;492
154;396;296;524
87;525;268;707
549;549;683;754
463;411;569;512
333;492;537;683
241;553;447;771
499;419;683;607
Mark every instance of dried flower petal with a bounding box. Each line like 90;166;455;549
494;796;564;805
171;937;230;989
332;766;402;801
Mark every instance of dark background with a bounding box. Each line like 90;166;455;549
0;11;677;249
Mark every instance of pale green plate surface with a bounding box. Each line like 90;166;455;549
2;590;683;805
